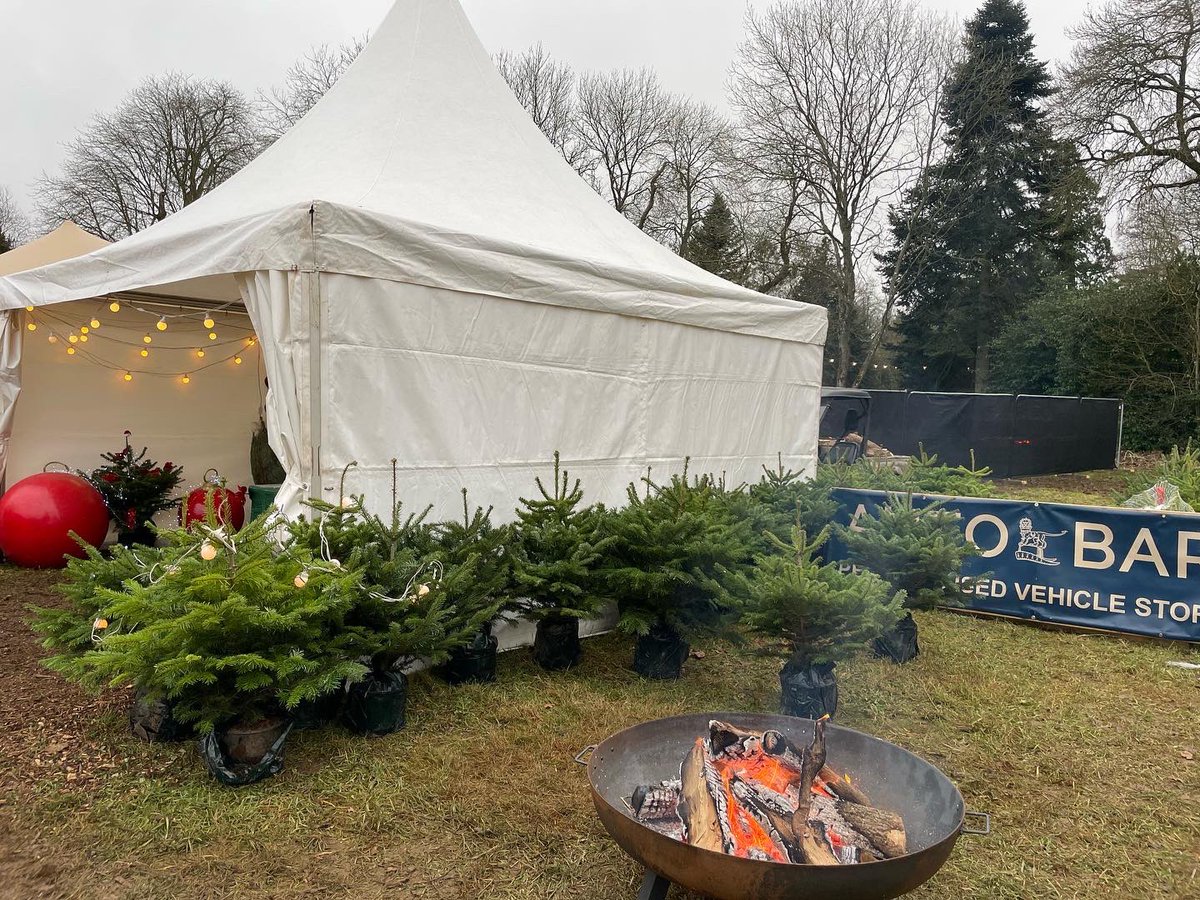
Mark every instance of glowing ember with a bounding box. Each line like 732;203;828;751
631;720;908;866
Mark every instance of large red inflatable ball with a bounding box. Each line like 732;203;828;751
0;473;111;568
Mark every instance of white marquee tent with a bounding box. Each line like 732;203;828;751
0;0;827;520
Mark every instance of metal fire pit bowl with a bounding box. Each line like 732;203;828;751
583;712;986;900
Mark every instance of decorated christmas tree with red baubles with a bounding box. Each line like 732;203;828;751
89;431;184;547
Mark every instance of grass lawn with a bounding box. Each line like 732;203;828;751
1;560;1197;900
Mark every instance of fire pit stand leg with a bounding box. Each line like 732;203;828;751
637;869;672;900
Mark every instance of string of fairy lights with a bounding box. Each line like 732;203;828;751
21;296;259;385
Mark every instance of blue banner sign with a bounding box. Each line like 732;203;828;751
829;488;1200;642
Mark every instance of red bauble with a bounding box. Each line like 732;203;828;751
183;484;247;531
0;473;110;568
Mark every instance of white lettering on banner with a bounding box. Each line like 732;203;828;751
1135;597;1200;623
965;514;1007;558
1178;531;1200;579
1119;528;1170;577
1012;583;1128;613
1075;523;1115;569
849;503;868;533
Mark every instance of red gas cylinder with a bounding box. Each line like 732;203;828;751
0;472;110;568
183;469;247;531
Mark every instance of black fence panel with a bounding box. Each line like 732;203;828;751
855;391;1122;478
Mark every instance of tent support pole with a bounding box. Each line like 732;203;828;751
306;269;323;502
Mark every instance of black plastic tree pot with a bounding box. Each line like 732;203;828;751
438;626;499;686
873;611;921;664
342;671;409;736
533;613;581;671
632;622;690;680
201;718;293;787
292;688;344;730
779;655;839;719
130;686;193;743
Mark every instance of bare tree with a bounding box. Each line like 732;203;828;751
731;0;954;385
1059;0;1200;199
664;100;732;256
37;73;261;240
575;68;673;228
0;186;31;251
495;43;588;174
259;36;367;141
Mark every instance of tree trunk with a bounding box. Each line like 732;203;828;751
974;342;989;392
835;219;856;386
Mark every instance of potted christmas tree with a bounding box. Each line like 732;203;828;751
599;467;753;679
41;517;368;782
743;455;840;555
89;431;183;547
510;453;611;671
288;489;487;734
432;489;512;685
735;526;905;717
837;494;979;662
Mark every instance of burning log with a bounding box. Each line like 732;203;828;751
677;737;725;853
634;718;909;867
836;800;907;859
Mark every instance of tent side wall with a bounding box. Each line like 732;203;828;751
240;271;822;520
7;299;263;505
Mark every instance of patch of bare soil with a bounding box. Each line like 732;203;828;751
0;568;130;899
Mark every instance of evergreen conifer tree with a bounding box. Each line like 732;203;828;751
685;193;742;281
510;453;609;622
43;517;369;733
884;0;1110;390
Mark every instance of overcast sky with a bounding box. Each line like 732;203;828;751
1;0;1093;219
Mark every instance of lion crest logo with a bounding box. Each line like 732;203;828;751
1014;516;1067;566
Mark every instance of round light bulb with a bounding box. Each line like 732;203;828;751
79;334;88;343
196;349;205;358
140;348;149;358
24;305;33;312
90;318;100;329
417;583;431;597
156;317;168;331
203;315;215;329
109;301;120;313
181;374;191;384
79;326;89;334
293;570;309;589
66;347;76;355
200;541;217;561
143;334;152;344
48;335;57;344
68;334;78;344
208;332;217;341
123;372;133;382
247;337;257;347
234;356;242;365
25;322;36;332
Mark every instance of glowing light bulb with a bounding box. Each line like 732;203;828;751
142;334;152;344
140;348;149;358
234;356;242;365
79;334;88;343
208;332;217;341
196;349;205;358
293;570;310;589
48;335;57;344
417;584;431;597
157;317;168;331
123;372;133;382
90;318;100;329
109;300;120;313
24;305;33;312
25;322;36;332
66;347;76;356
247;337;257;347
79;326;89;334
203;314;216;329
68;334;78;344
200;541;217;561
93;617;108;630
181;374;191;384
